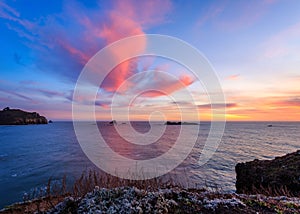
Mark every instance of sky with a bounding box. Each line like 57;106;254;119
0;0;300;121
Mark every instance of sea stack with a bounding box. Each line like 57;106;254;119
109;120;117;125
0;107;48;125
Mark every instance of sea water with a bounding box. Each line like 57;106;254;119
0;121;299;208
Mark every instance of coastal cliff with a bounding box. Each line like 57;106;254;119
0;107;48;125
236;150;300;196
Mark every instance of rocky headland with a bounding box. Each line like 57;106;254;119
0;107;48;125
236;150;300;196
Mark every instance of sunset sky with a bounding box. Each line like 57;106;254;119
0;0;300;121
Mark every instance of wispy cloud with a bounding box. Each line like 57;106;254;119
198;103;237;109
168;101;236;110
272;97;300;107
263;21;300;58
0;1;19;17
95;100;111;109
197;0;276;31
197;1;226;27
36;89;67;98
114;70;196;98
19;80;39;85
0;1;34;30
225;74;240;80
0;89;35;102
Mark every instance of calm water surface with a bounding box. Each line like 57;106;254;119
0;121;299;208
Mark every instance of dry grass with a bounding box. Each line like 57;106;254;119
242;184;295;198
72;169;185;197
1;169;194;213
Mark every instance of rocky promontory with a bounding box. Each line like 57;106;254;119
236;150;300;196
0;107;48;125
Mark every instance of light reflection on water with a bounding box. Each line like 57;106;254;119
0;121;299;208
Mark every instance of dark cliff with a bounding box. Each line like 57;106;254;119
236;150;300;196
0;107;48;125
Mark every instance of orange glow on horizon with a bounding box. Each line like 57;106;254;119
67;94;300;122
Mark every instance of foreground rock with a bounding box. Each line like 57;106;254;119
236;150;300;196
0;107;48;125
1;186;299;213
49;187;300;213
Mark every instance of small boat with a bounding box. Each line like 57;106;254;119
267;124;273;127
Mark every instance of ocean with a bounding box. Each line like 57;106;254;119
0;121;299;208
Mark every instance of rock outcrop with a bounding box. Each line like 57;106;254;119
0;107;48;125
109;120;117;125
165;121;182;125
236;150;300;196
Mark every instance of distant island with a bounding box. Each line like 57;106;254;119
165;121;198;125
0;107;48;125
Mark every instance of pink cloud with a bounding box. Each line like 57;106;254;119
179;74;194;86
95;100;111;109
99;12;144;44
57;38;90;65
272;98;300;107
97;6;146;92
101;59;139;93
97;0;171;92
131;72;195;98
111;0;172;28
226;74;240;80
